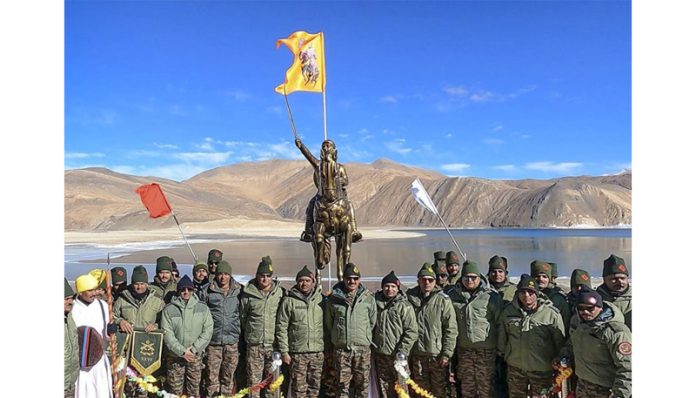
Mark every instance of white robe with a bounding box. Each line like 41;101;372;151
71;298;113;398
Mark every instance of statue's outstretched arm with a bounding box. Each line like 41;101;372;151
295;137;319;168
338;164;349;187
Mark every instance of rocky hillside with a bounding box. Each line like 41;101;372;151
65;159;631;231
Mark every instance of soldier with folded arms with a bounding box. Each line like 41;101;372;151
596;254;632;330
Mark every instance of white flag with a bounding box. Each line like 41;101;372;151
410;178;439;215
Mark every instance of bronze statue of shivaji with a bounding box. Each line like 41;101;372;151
295;136;362;279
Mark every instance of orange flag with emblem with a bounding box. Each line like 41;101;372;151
135;183;172;218
275;31;326;95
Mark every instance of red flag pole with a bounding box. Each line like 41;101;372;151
171;210;197;263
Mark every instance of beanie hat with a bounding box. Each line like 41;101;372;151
257;256;273;275
417;262;436;278
177;275;194;291
156;256;173;273
110;267;127;285
571;268;592;289
446;251;459;265
208;249;223;264
530;260;552;277
131;265;148;284
382;270;400;287
603;254;628;276
193;261;208;273
76;274;99;293
170;259;178;271
344;263;361;278
217;260;232;275
433;251;446;262
577;289;603;308
89;269;107;290
517;274;539;293
65;278;75;298
549;262;559;278
436;262;448;276
488;255;507;271
461;260;480;276
296;265;314;280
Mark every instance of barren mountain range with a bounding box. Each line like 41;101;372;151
65;159;631;231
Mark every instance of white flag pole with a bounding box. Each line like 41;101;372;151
410;178;467;262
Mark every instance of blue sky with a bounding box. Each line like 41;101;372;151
65;1;631;181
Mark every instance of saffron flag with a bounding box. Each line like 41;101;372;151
410;178;439;215
275;31;326;95
135;183;172;218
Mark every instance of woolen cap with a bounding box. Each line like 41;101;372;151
417;262;436;278
257;256;273;275
177;275;194;291
76;274;99;293
530;260;552;277
217;260;232;275
436;263;448;276
193;261;208;273
571;268;592;289
208;249;223;264
296;265;314;280
155;256;173;272
131;265;148;284
517;274;539;293
549;262;559;278
344;263;361;278
603;254;628;276
110;267;128;285
382;270;400;287
446;251;459;265
488;255;507;271
577;289;603;308
65;278;75;298
461;260;480;276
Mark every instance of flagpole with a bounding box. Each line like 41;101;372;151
322;90;327;141
171;210;197;262
433;211;467;263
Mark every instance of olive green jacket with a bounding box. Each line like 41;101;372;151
498;296;565;372
446;281;503;350
240;279;285;346
64;312;79;391
373;290;418;356
161;294;214;357
151;276;177;304
325;282;377;350
113;288;164;329
596;284;632;330
562;303;631;398
406;285;458;358
541;286;572;334
490;278;517;304
276;284;325;354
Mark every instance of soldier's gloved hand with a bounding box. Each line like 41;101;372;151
119;319;134;333
282;353;292;365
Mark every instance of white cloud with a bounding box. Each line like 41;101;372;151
470;91;495;103
444;86;469;96
65;152;104;159
445;133;453;138
153;142;179;150
380;95;399;103
493;164;517;172
385;138;412;155
492;125;503;132
483;138;505;145
441;163;471;174
223;89;249;101
525;161;583;174
174;151;231;164
382;129;398;136
195;137;216;151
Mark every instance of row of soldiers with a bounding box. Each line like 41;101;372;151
64;249;632;398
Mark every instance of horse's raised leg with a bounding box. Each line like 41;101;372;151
314;222;330;270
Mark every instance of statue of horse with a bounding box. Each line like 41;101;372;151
295;138;361;280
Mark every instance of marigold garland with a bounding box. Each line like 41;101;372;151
268;374;284;393
393;360;435;398
394;383;411;398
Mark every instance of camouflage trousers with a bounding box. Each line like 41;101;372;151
456;348;497;398
64;386;75;398
374;352;410;398
288;352;324;398
206;343;240;397
334;347;371;398
506;365;554;398
576;378;612;398
322;350;338;398
410;354;449;398
246;344;275;398
165;355;204;397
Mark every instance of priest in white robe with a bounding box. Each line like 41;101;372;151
71;273;114;398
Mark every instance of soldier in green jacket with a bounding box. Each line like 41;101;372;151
276;265;325;398
373;270;418;398
497;275;565;398
151;256;177;304
596;254;632;330
161;275;214;397
207;249;223;275
406;263;458;398
446;261;503;398
558;289;631;398
487;255;516;304
446;251;462;286
240;256;286;398
531;260;571;334
325;263;377;398
110;266;128;301
64;278;79;398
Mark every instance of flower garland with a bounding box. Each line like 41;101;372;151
393;359;436;398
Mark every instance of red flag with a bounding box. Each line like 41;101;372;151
135;183;172;218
